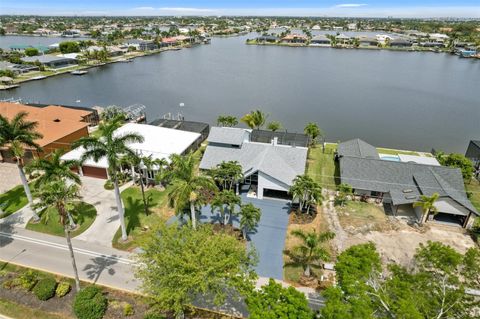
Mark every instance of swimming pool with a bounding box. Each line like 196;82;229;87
379;155;401;162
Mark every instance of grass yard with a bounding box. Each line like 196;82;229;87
337;201;394;233
306;144;338;190
112;186;172;251
0;298;68;319
283;206;335;285
466;179;480;212
26;202;96;238
377;148;419;156
0;185;29;219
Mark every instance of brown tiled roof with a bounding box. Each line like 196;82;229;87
0;102;90;147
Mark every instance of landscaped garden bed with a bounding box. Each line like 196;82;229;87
25;202;97;238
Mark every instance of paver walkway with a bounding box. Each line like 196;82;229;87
75;176;133;247
0;163;21;194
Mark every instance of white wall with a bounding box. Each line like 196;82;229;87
257;171;289;199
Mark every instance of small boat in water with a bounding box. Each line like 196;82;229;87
70;70;88;75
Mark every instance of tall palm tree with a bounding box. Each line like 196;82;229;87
290;175;323;214
217;115;238;127
211;190;241;226
73;116;144;241
33;180;82;292
413;193;440;224
284;229;335;277
167;153;217;230
239;203;261;240
0;112;43;210
267;121;282;132
304;122;323;146
240;110;268;130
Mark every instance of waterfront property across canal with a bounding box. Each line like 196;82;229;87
1;34;479;153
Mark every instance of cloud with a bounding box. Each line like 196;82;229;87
335;3;368;8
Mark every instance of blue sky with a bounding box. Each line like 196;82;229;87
1;1;479;17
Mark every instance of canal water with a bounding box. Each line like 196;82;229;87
1;34;479;153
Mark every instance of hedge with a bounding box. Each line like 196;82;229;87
55;281;71;298
73;286;108;319
33;277;57;301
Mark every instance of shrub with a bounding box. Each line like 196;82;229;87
55;281;71;298
2;279;15;289
123;303;134;316
104;180;114;190
143;312;166;319
18;270;38;291
73;286;108;319
33;277;57;301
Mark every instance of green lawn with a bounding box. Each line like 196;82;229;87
26;202;96;237
113;187;171;251
306;144;338;190
0;185;29;219
0;298;68;319
376;148;419;156
466;179;480;212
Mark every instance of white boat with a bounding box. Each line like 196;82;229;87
70;70;88;75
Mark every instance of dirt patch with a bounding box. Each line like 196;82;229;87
211;223;244;241
344;223;476;267
290;211;317;224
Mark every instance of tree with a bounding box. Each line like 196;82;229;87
24;47;39;56
436;153;474;181
211;160;243;191
266;121;282;132
211;190;241;225
27;149;81;186
74;116;144;240
413;193;439;224
290;175;323;214
240;110;267;129
167;153;217;230
216;115;238;127
284;229;335;277
239;203;261;240
463;247;480;287
100;105;126;122
246;278;312;319
59;41;80;53
304;122;323;146
0;112;43;211
33;180;82;292
136;223;257;318
335;183;353;207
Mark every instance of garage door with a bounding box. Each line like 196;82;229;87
82;166;108;179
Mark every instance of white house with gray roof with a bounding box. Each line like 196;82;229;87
199;127;308;199
336;139;478;228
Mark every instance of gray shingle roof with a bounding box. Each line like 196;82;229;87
200;142;307;186
22;55;76;64
339;156;478;215
337;139;380;159
207;127;248;146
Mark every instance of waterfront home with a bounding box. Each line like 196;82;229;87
161;37;178;47
358;37;379;47
21;55;78;68
389;39;413;47
310;35;331;46
376;34;393;45
465;140;480;170
335;33;351;45
61;123;201;180
336;139;478;228
0;61;39;74
199;127;308;200
428;33;449;43
420;42;445;48
0;102;95;162
281;34;308;44
123;39;158;51
61;30;81;38
9;44;50;54
149;118;210;144
255;35;279;43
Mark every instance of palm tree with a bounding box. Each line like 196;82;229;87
0;112;43;209
73;116;144;241
290;175;323;214
239;203;261;240
240;110;268;129
217;115;238;127
167;153;217;230
304;122;323;146
211;190;241;225
267;121;282;132
413;193;439;224
284;229;335;277
33;180;82;292
211;161;243;191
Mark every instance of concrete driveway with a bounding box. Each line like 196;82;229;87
0;163;21;193
172;195;291;280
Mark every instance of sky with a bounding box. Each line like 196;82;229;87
1;1;480;18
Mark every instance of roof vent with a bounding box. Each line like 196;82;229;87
402;189;413;193
405;195;417;200
53;118;61;122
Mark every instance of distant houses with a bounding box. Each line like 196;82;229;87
21;55;78;68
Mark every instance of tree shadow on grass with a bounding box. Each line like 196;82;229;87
123;194;157;236
82;255;118;283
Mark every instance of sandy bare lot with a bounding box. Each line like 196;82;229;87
345;224;476;267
